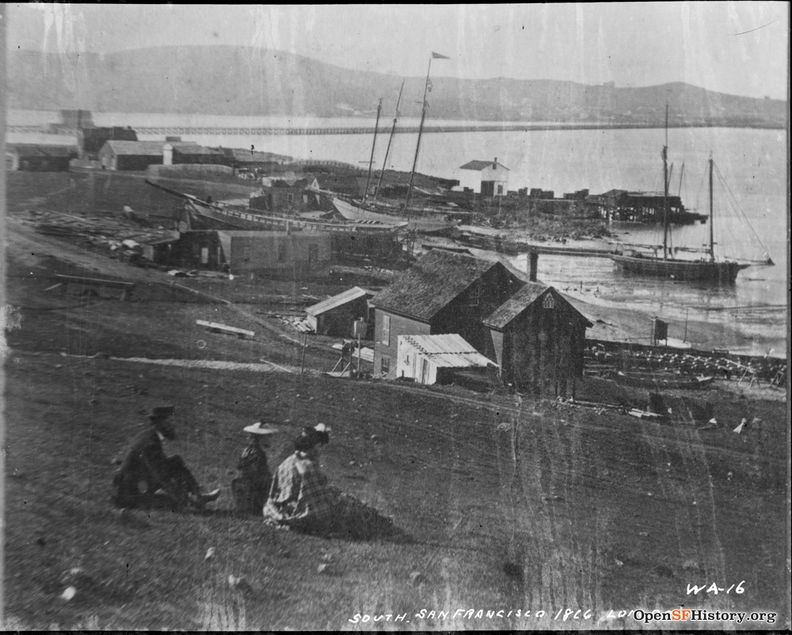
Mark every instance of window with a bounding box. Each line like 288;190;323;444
380;356;390;375
380;314;391;345
543;293;556;309
467;282;480;306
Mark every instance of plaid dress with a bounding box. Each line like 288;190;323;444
263;452;335;528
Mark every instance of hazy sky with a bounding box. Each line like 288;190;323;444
6;3;789;99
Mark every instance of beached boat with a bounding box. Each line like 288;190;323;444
145;179;403;235
609;370;715;390
332;197;459;235
610;108;771;284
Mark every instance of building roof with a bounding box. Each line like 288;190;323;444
484;284;593;330
399;333;496;368
372;250;501;322
8;143;77;158
172;144;224;156
102;140;165;156
459;159;510;171
306;286;371;317
223;148;292;163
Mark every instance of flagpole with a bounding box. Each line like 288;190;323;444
405;55;434;213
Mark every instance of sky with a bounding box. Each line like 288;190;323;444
5;3;789;99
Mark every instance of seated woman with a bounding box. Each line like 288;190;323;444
263;424;334;532
231;421;279;515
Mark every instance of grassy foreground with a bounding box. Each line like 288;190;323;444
2;171;789;631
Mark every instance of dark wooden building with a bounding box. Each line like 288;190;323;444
171;144;231;166
98;140;164;171
371;250;524;378
483;283;592;397
6;144;77;171
78;127;138;159
250;178;321;212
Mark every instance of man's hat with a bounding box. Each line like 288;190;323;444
150;405;175;419
314;423;331;434
243;421;280;435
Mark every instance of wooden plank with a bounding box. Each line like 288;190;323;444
55;274;136;288
196;319;255;339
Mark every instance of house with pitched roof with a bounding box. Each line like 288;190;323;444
483;283;592;397
458;157;510;196
371;250;524;378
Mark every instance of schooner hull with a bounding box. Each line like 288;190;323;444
333;198;459;235
610;254;749;283
186;200;401;235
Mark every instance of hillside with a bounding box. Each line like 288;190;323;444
7;46;787;127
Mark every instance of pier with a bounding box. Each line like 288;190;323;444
8;121;783;138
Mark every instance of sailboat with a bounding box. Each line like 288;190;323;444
610;109;769;284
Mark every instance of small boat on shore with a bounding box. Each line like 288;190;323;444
609;370;715;390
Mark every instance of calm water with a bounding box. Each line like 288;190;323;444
7;111;788;353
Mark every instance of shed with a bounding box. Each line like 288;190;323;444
98;140;164;171
6;144;77;171
222;148;293;170
396;333;496;385
78;126;137;159
305;286;373;337
171;144;231;166
458;157;509;196
216;230;331;275
484;283;592;397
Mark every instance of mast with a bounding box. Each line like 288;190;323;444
708;153;715;262
405;57;434;212
677;162;685;198
662;104;669;260
362;98;383;202
374;80;405;202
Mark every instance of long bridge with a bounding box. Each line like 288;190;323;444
7;121;775;138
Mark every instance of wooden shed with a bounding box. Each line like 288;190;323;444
396;333;496;385
305;286;373;337
484;283;592;397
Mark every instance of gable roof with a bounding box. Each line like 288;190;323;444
399;333;496;368
484;283;593;330
459;160;510;171
7;144;77;158
102;140;165;156
372;250;502;322
306;286;371;317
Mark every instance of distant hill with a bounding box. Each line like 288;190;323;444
7;46;787;127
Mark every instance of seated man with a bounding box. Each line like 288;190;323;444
112;405;220;511
263;424;334;531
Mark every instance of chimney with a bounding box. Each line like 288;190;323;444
528;251;538;282
163;143;173;166
493;157;498;169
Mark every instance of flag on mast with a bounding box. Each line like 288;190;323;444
431;51;450;59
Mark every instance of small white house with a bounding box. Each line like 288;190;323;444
458;157;510;196
396;333;496;385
